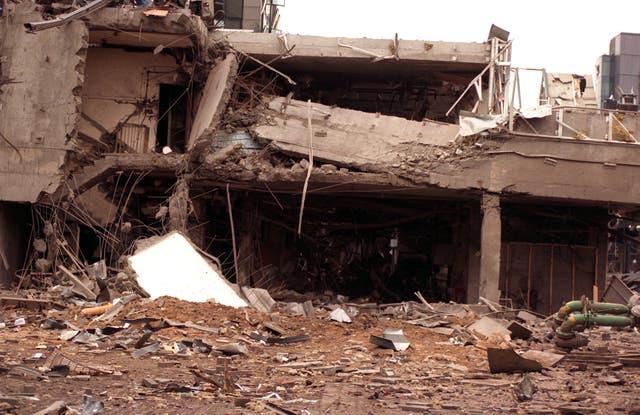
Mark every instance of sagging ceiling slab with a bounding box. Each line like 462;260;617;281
214;31;490;77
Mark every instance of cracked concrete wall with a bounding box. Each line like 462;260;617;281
0;4;87;202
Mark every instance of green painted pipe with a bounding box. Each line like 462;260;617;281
557;300;583;318
590;303;630;314
556;300;629;318
556;312;633;338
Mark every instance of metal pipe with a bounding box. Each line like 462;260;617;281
557;300;583;318
556;313;633;338
557;300;629;318
552;297;637;348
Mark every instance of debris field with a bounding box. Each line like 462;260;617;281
1;290;640;415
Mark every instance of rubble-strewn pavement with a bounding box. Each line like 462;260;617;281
1;292;639;415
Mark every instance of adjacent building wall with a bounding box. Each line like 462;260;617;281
0;4;87;202
609;33;640;95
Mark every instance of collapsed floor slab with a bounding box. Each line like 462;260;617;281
252;97;460;170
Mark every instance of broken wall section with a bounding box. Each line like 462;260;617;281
0;4;87;202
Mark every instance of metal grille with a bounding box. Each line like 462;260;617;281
115;124;149;153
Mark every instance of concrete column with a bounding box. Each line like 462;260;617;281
168;178;189;233
479;193;502;302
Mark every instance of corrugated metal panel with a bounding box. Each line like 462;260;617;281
116;124;149;153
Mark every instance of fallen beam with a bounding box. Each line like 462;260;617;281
25;0;110;32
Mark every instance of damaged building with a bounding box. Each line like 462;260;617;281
2;1;640;316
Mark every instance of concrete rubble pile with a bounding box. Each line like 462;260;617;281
2;260;640;414
3;0;640;413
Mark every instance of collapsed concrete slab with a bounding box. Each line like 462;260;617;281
188;53;239;150
253;97;460;170
129;232;247;307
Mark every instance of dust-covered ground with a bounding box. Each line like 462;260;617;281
0;297;639;414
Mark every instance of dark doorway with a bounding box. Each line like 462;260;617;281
156;84;189;153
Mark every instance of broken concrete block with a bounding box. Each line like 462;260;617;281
603;375;625;385
142;378;160;388
514;374;536;401
129;232;247;307
519;350;564;368
516;310;541;325
608;362;624;371
426;327;456;336
302;300;315;317
383;329;410;351
330;307;352;323
467;316;511;340
507;321;533;340
285;302;305;316
487;348;543;373
320;164;337;171
217;343;248;356
241;287;275;313
32;400;67;415
370;329;410;351
58;265;97;301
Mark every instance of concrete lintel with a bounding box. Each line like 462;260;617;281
86;8;207;49
478;192;501;303
67;153;184;198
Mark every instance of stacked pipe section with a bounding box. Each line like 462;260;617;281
552;295;640;349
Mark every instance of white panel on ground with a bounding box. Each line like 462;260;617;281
129;232;247;307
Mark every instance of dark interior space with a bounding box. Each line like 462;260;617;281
234;65;480;122
0;202;30;288
199;190;474;303
156;84;189;153
499;203;608;313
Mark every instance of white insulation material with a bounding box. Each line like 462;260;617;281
129;232;247;307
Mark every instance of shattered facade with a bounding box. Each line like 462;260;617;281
1;2;640;315
3;2;640;414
